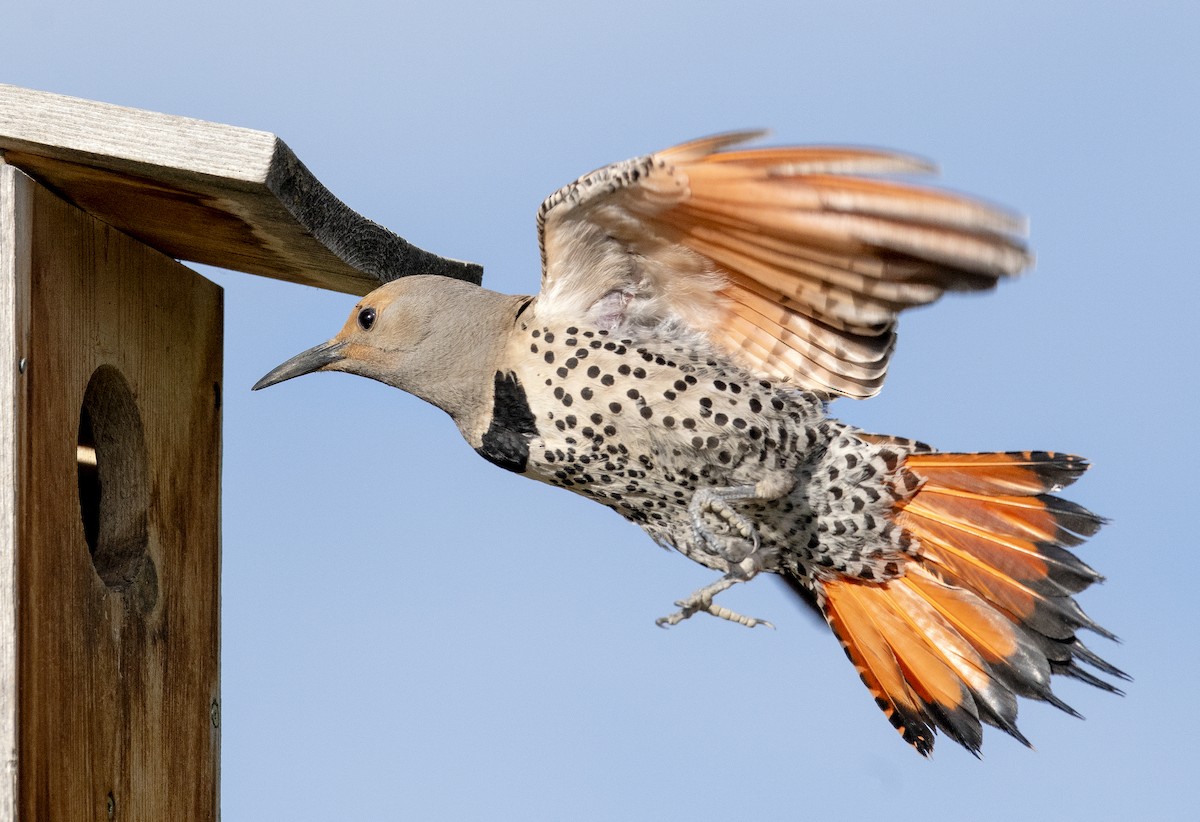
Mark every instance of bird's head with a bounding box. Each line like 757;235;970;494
253;275;519;418
252;276;442;392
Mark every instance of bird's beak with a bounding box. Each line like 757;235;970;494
252;339;347;390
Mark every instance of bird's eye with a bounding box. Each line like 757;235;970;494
358;307;376;331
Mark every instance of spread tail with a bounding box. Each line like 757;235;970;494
812;450;1125;756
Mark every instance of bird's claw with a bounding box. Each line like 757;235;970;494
656;601;775;630
689;486;762;564
655;573;774;630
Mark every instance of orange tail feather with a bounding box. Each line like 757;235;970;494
814;450;1125;755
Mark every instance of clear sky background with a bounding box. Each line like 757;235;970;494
5;1;1196;819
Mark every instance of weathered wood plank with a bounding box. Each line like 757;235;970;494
0;161;31;822
0;84;481;295
13;170;221;820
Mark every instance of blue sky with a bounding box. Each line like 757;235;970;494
6;1;1196;819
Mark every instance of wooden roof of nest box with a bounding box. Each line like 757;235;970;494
0;83;483;293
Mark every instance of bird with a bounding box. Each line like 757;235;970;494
254;131;1126;756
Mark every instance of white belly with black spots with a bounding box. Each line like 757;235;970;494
509;322;857;572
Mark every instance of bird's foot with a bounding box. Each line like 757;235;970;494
655;573;774;630
688;473;795;567
689;485;761;563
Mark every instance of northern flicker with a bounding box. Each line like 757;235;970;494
254;132;1125;755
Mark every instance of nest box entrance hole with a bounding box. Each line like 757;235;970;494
76;364;157;605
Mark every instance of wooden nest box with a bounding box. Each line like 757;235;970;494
0;84;481;820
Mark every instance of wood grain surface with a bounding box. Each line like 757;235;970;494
3;164;221;820
0;161;31;822
0;84;482;294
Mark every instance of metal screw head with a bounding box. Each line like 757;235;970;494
210;698;220;728
106;792;115;819
17;358;26;374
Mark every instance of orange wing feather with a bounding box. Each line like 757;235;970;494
536;132;1032;398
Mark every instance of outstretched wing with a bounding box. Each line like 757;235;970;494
534;131;1031;399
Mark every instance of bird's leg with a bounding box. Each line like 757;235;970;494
655;573;773;630
689;471;795;566
660;472;795;630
